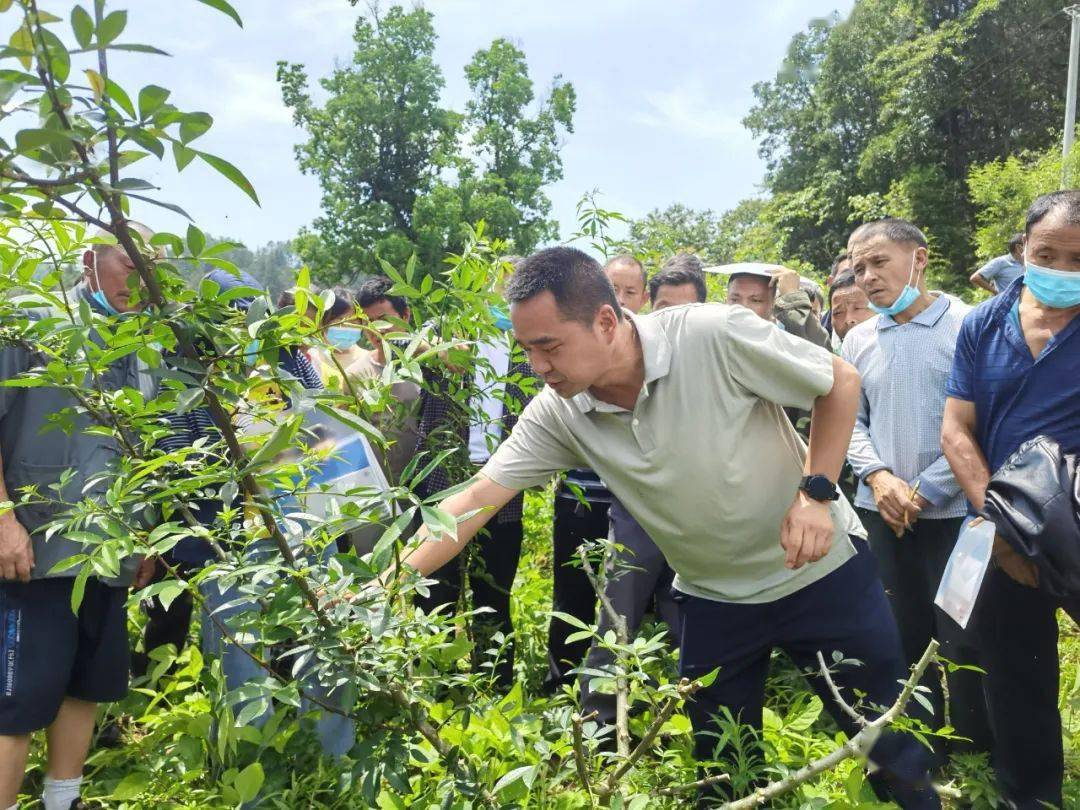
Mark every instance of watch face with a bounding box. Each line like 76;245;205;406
807;476;834;500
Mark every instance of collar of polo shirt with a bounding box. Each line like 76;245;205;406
570;310;673;414
875;290;952;331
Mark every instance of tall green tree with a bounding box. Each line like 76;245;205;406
743;0;1069;289
280;12;575;285
277;5;456;284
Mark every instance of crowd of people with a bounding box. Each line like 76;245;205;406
1;189;1080;809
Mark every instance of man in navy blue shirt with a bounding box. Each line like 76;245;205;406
943;190;1080;809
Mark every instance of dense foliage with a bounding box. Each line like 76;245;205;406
3;1;1080;808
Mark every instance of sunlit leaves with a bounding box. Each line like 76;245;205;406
194;0;243;28
95;9;126;45
70;6;93;49
137;84;168;119
199;150;260;205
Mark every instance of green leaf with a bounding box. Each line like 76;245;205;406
493;765;535;794
113;177;156;190
178;112;213;144
696;666;721;689
100;42;169;56
14;128;73;154
8;25;31;69
70;565;90;613
120;192;193;221
112;771;150;800
125;126;165;159
244;417;299;471
234;762;264;803
137;84;169;119
175;387;204;414
103;77;135;118
195;0;243;27
186;224;205;257
171;140;196;170
0;0;16;12
96;9;127;45
70;6;93;48
199;151;260;206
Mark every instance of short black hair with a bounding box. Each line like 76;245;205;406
648;267;707;305
1025;191;1080;235
506;246;621;325
849;217;928;249
1007;233;1024;254
828;271;857;307
325;287;355;322
830;252;850;278
661;252;704;275
604;253;647;287
356;275;408;318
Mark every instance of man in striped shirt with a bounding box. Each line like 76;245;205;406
844;218;990;764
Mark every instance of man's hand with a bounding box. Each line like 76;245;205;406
0;513;33;582
132;555;157;590
867;470;922;536
781;491;835;569
771;267;802;297
992;534;1039;589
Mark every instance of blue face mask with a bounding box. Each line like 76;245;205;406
325;326;364;350
489;305;513;331
88;255;134;318
868;250;923;317
1024;260;1080;309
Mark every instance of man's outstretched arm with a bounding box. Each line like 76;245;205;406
391;474;522;579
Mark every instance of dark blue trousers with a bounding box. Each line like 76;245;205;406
676;538;939;808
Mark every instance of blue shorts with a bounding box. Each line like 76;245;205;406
0;577;129;734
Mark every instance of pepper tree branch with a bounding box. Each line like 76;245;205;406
571;710;597;801
20;7;498;802
26;0;333;631
578;547;631;759
719;640;941;810
596;678;700;801
816;649;867;728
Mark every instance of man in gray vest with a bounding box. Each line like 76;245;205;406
0;227;156;810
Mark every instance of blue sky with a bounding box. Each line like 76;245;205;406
116;0;855;249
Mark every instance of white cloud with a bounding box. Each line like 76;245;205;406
210;62;294;128
632;79;748;141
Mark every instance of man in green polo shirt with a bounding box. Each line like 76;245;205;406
384;247;937;806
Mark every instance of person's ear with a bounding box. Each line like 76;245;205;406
915;246;929;273
596;304;618;338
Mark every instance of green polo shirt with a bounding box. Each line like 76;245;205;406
480;303;864;603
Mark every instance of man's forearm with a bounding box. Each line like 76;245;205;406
942;426;991;512
397;475;517;578
806;357;860;483
969;273;995;294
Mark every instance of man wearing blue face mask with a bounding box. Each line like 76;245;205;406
942;191;1080;808
842;218;991;770
0;225;158;810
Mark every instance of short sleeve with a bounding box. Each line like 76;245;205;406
480;391;581;491
946;311;978;401
976;257;1003;281
721;306;835;411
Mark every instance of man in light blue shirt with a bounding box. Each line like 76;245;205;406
844;217;992;764
969;233;1024;294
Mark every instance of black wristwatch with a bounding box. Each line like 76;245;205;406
799;475;839;502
